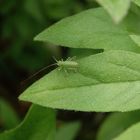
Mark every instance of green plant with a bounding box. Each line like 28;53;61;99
1;0;140;140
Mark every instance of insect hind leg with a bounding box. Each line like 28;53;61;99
66;56;76;61
69;67;78;72
58;66;62;71
64;68;69;74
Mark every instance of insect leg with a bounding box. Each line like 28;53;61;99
67;68;78;73
58;67;62;71
66;56;76;61
66;57;71;61
64;68;69;74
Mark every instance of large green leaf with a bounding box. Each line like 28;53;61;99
96;0;131;23
115;121;140;140
35;8;140;53
97;111;140;140
0;105;56;140
20;50;140;112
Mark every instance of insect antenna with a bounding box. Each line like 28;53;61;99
21;63;57;85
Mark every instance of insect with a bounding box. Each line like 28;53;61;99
54;56;79;73
21;56;78;84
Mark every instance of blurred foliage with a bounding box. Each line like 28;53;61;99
0;0;96;92
56;121;81;140
0;0;101;140
2;1;140;140
0;0;97;80
0;98;20;131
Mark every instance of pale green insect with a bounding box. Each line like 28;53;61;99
22;57;79;83
53;56;79;73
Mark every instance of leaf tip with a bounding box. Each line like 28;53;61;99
34;34;40;41
18;94;27;102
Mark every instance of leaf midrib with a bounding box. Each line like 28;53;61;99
28;79;140;95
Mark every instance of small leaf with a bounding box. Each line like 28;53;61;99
96;0;131;23
19;50;140;112
56;122;81;140
0;105;56;140
97;111;140;140
35;8;140;53
115;122;140;140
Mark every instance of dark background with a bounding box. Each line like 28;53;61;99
0;0;106;139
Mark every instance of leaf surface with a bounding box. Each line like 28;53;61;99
55;122;80;140
133;0;140;7
115;122;140;140
97;111;140;140
96;0;131;23
19;50;140;112
130;34;140;46
35;8;140;53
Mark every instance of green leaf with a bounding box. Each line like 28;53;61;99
120;10;140;34
130;34;140;46
34;8;140;53
19;50;140;112
0;98;20;130
96;0;131;23
133;0;140;7
97;111;140;140
115;122;140;140
0;105;56;140
56;122;81;140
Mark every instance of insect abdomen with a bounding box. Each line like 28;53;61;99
57;61;78;68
